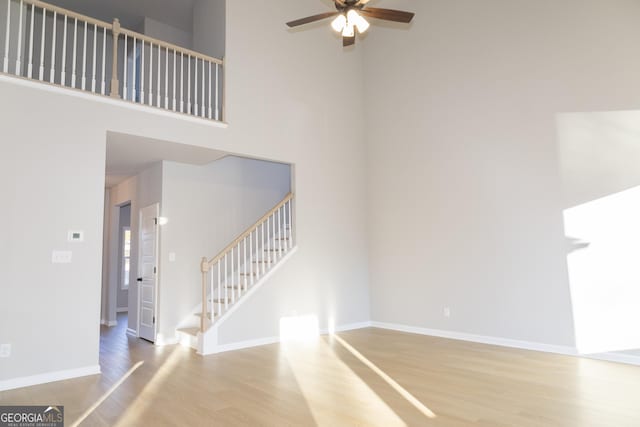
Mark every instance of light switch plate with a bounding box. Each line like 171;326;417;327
0;344;11;358
52;251;73;264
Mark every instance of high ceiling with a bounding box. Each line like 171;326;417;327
47;0;195;32
105;132;228;188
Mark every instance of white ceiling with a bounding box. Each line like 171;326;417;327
47;0;195;32
105;132;228;188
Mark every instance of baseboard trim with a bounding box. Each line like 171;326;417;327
116;307;128;313
585;352;640;366
370;321;578;357
126;328;138;337
0;365;101;392
105;320;118;327
206;320;372;355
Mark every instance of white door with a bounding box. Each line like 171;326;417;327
138;203;159;342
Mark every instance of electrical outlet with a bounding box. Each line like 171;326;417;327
443;307;451;318
0;344;11;358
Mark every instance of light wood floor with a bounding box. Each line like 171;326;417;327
1;314;640;426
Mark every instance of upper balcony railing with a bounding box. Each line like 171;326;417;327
1;0;224;122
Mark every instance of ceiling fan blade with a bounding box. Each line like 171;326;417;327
356;0;372;5
343;35;356;47
360;7;415;23
286;11;340;28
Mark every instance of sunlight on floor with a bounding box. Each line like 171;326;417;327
70;361;144;427
332;334;437;420
113;347;184;427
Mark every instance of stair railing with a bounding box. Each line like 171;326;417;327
1;0;225;121
200;193;295;332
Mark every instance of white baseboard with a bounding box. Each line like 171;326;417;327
0;365;101;392
126;328;138;337
205;320;372;355
585;352;640;366
370;321;578;357
116;307;128;313
106;320;118;327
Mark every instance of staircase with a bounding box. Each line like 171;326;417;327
176;193;296;353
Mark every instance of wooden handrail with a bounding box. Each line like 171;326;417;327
119;27;223;65
205;193;294;268
21;0;113;29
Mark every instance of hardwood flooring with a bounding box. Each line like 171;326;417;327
1;314;640;426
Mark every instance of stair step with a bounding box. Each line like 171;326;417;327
177;327;200;337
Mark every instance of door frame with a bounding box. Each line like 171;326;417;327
137;203;160;343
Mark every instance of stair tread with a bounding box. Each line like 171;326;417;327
177;327;200;336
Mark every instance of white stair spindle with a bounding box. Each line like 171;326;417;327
278;208;283;257
288;200;293;248
148;42;153;105
271;214;276;260
122;34;127;99
243;237;247;291
3;0;11;73
156;44;160;107
27;4;34;78
249;230;254;285
164;46;168;108
71;18;76;87
61;15;67;85
237;245;241;293
230;248;234;303
214;63;219;120
194;57;198;116
100;26;105;94
261;222;266;274
217;262;221;312
140;41;144;102
14;0;23;74
90;23;96;92
131;37;136;101
224;254;228;310
81;21;86;90
172;49;176;111
208;61;212;119
49;11;56;83
180;52;184;113
209;269;214;320
201;58;205;117
38;7;45;80
187;54;191;113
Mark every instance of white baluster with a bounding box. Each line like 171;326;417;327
38;7;45;80
224;254;228;309
122;34;127;99
244;237;248;291
172;49;176;111
140;41;145;102
208;61;212;119
187;54;191;113
14;0;23;74
209;269;214;320
237;245;241;293
3;0;11;73
156;44;160;107
61;15;67;85
100;26;105;94
71;18;76;87
217;262;222;312
271;215;276;261
148;42;153;105
288;200;293;249
230;248;234;303
164;46;168;108
201;58;205;117
91;24;96;92
27;4;34;78
194;57;198;116
180;52;184;113
278;207;283;257
81;21;87;90
249;230;254;285
49;11;56;83
261;222;266;274
215;63;219;120
131;37;136;101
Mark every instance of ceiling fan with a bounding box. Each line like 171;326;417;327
286;0;415;47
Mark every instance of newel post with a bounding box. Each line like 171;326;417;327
200;257;210;332
110;18;120;97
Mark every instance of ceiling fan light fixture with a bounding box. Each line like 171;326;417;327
347;9;370;34
331;14;347;32
342;23;355;37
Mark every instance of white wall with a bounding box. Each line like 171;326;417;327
158;156;290;340
144;17;192;49
364;0;640;347
192;0;224;59
0;0;368;383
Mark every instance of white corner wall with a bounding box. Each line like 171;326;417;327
364;0;640;347
158;156;291;340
